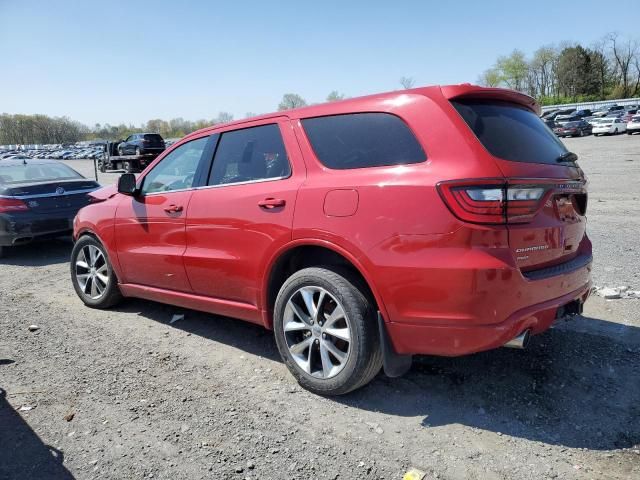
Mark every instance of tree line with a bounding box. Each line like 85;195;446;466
478;33;640;105
0;91;349;145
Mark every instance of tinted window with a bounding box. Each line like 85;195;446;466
141;137;208;194
302;113;425;169
0;163;83;184
451;100;568;165
143;134;163;141
208;124;290;186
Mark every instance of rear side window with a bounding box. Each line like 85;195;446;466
143;134;163;141
208;124;291;186
452;100;568;164
301;113;426;169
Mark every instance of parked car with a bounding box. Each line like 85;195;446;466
70;84;592;395
117;133;166;156
0;159;100;258
555;114;581;126
543;108;576;121
574;109;592;118
555;120;592;137
627;115;640;135
593;105;625;117
593;117;627;135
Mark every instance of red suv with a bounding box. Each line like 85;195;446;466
70;85;592;395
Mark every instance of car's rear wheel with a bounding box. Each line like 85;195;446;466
273;267;382;396
70;235;122;309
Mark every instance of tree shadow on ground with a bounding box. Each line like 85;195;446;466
111;296;640;451
0;387;75;479
0;238;72;268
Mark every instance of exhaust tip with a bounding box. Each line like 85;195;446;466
503;329;531;349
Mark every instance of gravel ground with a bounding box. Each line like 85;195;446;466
1;135;639;479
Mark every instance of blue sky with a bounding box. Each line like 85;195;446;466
0;0;637;126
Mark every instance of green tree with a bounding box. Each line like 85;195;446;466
278;93;307;111
478;68;502;87
399;76;415;89
326;91;345;102
496;50;529;92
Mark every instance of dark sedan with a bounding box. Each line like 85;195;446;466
555;120;592;137
0;159;100;257
117;133;165;156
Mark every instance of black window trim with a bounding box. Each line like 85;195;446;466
201;122;293;188
300;111;427;171
139;134;215;196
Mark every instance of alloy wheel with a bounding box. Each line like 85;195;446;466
282;286;352;379
74;244;109;300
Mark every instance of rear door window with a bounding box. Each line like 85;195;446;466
208;124;291;186
451;100;569;165
301;113;425;169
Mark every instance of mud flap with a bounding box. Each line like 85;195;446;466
377;312;412;377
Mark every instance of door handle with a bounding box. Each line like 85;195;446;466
258;198;286;209
164;204;183;213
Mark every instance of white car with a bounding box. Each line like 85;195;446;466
592;117;627;136
627;115;640;135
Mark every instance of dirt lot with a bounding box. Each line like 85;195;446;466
1;135;639;479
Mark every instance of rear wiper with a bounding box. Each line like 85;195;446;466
555;151;578;163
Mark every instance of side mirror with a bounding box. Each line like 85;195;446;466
118;173;138;196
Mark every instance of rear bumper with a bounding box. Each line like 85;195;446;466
0;212;75;246
139;147;164;154
368;232;593;356
387;282;591;356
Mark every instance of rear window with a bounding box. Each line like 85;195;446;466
301;113;426;169
143;134;163;141
0;163;83;184
451;100;568;165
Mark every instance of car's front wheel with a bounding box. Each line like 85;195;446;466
273;267;382;396
70;235;122;308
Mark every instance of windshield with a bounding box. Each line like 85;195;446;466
0;163;83;184
451;100;568;165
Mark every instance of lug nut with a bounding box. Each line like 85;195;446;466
322;333;326;339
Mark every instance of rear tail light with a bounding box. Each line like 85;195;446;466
0;197;30;213
437;180;547;224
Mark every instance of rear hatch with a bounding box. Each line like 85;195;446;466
450;98;589;273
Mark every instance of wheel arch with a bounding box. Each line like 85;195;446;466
261;239;388;329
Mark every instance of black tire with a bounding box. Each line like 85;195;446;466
628;131;633;135
0;245;6;258
98;159;107;173
70;235;122;309
273;266;382;396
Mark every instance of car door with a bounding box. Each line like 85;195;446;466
120;135;131;155
114;134;212;291
184;119;305;316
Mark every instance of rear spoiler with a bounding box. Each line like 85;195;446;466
440;84;541;116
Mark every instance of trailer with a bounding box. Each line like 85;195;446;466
96;141;160;174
